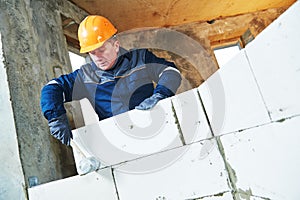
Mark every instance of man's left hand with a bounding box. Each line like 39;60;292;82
135;93;167;110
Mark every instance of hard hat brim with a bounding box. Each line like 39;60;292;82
80;40;106;54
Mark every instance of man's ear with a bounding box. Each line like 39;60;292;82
114;40;120;53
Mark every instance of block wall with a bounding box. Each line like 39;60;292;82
28;1;300;200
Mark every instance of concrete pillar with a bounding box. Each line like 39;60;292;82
0;0;80;189
0;32;27;200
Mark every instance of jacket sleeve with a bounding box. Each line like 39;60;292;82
145;50;182;97
40;69;84;121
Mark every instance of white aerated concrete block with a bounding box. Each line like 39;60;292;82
72;98;182;169
245;1;300;121
171;88;212;144
113;139;230;200
199;50;270;136
220;116;300;200
28;168;118;200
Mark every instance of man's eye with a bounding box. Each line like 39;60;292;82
90;47;105;55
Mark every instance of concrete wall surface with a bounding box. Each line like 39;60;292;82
0;0;79;191
28;1;300;200
0;34;27;199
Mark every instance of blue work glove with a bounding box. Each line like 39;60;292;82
48;113;73;146
135;93;167;110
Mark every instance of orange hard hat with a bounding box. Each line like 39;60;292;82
78;15;117;53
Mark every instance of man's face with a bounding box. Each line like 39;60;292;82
89;39;120;71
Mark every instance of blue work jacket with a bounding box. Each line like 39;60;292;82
41;48;181;121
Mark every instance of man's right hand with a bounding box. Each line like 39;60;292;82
48;113;73;146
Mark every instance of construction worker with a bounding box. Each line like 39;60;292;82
40;15;182;145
